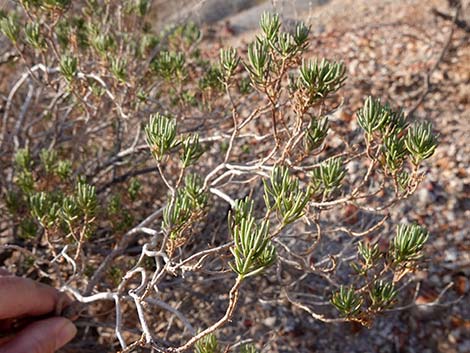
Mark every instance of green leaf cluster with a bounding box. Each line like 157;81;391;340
297;58;346;101
246;38;270;85
59;55;78;83
355;242;381;272
24;21;45;50
219;47;240;82
263;166;311;224
181;134;204;167
357;96;391;136
304;116;329;151
163;174;206;239
195;333;219;353
229;200;276;279
29;192;61;228
369;280;397;311
75;179;97;218
144;113;178;161
331;286;363;317
151;50;186;81
0;13;19;43
391;223;429;264
405;122;438;165
239;345;259;353
309;157;346;197
259;12;309;58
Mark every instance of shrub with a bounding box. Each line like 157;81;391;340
0;2;438;352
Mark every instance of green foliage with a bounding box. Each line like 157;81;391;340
124;0;150;16
380;107;407;136
263;166;311;224
357;96;390;136
182;174;207;209
0;5;441;348
405;122;438;165
369;280;397;311
139;32;159;56
16;171;35;195
260;12;281;42
305;116;329;151
61;195;79;224
40;148;58;174
230;212;276;279
397;170;411;191
309;157;346;197
107;195;122;216
15;148;32;170
29;191;60;228
0;13;19;43
240;344;259;353
231;197;254;228
89;25;115;57
199;65;223;91
238;77;252;94
110;57;127;82
5;191;22;215
356;241;381;271
382;133;407;173
54;20;69;48
55;160;72;181
168;21;201;48
151;50;186;80
127;178;141;201
145;113;179;161
274;32;296;57
298;58;346;101
75;180;97;217
219;47;240;82
163;191;193;239
195;333;219;353
162;175;205;239
59;55;78;83
18;218;38;240
24;21;45;50
331;286;363;317
293;22;310;49
27;0;71;11
391;224;429;264
181;134;204;167
246;38;270;85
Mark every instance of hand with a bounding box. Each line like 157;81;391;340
0;270;77;353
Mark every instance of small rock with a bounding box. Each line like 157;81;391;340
444;249;458;262
448;179;465;194
262;316;276;328
418;187;435;206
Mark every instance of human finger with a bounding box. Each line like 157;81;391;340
0;276;71;320
0;268;11;276
0;317;76;353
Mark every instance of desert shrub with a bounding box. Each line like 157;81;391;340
0;2;438;352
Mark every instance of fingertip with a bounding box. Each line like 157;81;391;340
56;318;77;347
0;317;77;353
0;268;11;276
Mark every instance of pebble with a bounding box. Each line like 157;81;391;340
262;316;276;328
444;249;458;263
418;187;435;206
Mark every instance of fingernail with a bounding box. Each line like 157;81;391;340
57;320;77;348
